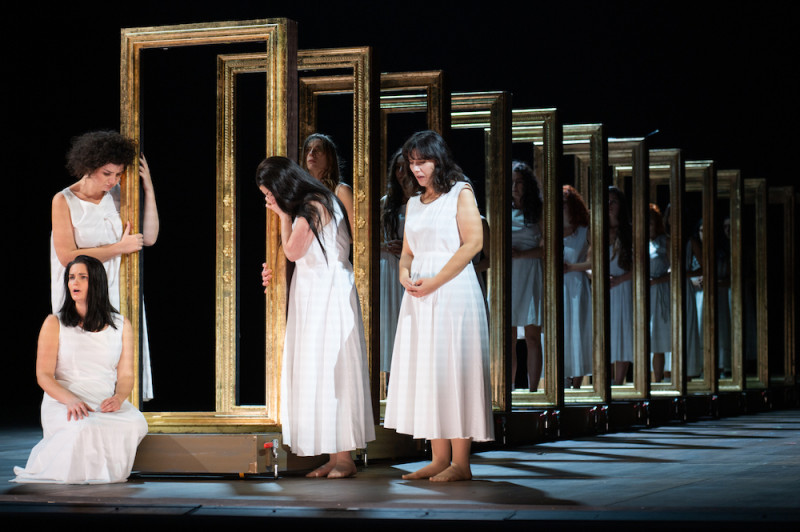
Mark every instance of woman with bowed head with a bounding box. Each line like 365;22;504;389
51;130;159;399
562;185;593;389
301;133;355;235
509;161;544;392
258;156;374;479
384;130;494;482
13;255;148;484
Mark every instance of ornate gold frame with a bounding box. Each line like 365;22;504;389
508;108;564;408
451;91;512;411
120;19;297;431
296;47;380;417
768;185;796;386
685;160;718;395
607;138;651;400
562;124;610;404
716;170;744;392
743;178;769;388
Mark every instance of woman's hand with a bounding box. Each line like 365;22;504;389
139;154;154;192
404;277;440;298
383;239;403;256
118;221;144;254
65;397;94;421
261;264;273;292
100;395;123;413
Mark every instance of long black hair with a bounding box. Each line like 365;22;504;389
512;160;542;226
256;156;350;261
59;255;118;332
402;130;465;196
609;186;633;272
381;148;407;241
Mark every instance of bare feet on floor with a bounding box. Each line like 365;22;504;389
430;463;472;482
401;460;450;480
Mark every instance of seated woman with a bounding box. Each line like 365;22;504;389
13;255;148;484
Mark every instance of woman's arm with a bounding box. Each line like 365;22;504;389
139;154;160;246
101;318;134;413
406;186;484;298
268;201;325;262
335;183;355;235
51;193;143;268
35;315;94;420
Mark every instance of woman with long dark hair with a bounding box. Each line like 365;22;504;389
258;156;374;479
13;255;147;484
301;133;355;234
509;161;544;392
649;204;671;382
384;130;493;482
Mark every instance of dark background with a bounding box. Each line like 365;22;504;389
5;1;798;424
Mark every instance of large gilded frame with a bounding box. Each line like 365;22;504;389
295;46;380;415
120;19;297;431
685;160;718;395
767;185;796;386
450;91;512;411
608;138;651;400
508;109;564;408
742;178;769;389
562;124;611;404
716;170;744;392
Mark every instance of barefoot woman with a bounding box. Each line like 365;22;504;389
384;130;494;482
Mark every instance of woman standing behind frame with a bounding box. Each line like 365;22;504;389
608;186;634;385
301;133;355;235
258;157;374;479
384;130;493;482
51;130;159;400
509;161;544;392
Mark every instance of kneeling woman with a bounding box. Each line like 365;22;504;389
14;255;148;484
258;156;375;479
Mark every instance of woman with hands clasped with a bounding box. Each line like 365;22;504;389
384;130;494;482
258;156;374;479
13;255;148;484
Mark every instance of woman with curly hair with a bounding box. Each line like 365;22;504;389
509;161;544;392
384;130;493;482
301;133;354;234
51;130;160;398
562;185;592;388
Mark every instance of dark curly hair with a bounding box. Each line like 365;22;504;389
402;130;465;196
562;184;590;228
512;160;542;226
65;130;137;178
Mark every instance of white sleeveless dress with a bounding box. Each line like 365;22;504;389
563;225;593;378
384;181;494;442
379;202;406;373
649;235;671;353
49;186;154;400
12;315;148;484
609;245;633;363
280;201;375;456
510;209;542;327
685;243;703;376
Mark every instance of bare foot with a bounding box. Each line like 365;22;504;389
306;462;335;478
401;461;450;480
430;464;472;482
327;462;357;479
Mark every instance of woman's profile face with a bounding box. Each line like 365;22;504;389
608;192;620;219
511;171;524;208
305;139;329;179
87;163;125;192
67;262;90;304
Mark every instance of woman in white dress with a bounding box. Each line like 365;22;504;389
302;133;355;235
51;131;159;400
509;161;543;392
608;187;633;385
384;130;493;482
649;204;672;382
258;156;374;479
14;255;148;484
380;149;414;380
562;185;593;389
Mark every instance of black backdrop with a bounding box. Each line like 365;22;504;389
5;1;798;425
